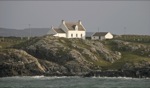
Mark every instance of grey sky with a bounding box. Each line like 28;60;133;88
0;1;150;35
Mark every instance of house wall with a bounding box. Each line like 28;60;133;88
105;32;113;39
91;36;99;40
100;36;105;40
53;33;66;37
91;32;113;40
47;28;66;37
67;31;85;39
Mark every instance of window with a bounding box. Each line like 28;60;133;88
76;34;78;37
71;34;73;37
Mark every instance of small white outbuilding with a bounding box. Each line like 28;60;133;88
91;32;113;40
47;27;66;38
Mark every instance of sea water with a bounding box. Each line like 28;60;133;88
0;76;150;88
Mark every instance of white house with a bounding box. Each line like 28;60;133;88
47;20;86;39
91;32;113;40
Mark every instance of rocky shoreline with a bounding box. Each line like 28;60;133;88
0;60;150;78
84;68;150;78
1;65;150;78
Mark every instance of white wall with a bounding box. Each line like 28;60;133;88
91;32;113;40
91;36;99;40
105;32;113;39
91;36;106;40
100;36;105;40
54;33;66;37
47;28;66;37
68;31;85;39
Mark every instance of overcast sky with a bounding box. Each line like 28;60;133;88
0;1;150;35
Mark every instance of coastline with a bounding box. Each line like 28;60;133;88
1;68;150;78
0;36;150;78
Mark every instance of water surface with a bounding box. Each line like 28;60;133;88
0;76;150;88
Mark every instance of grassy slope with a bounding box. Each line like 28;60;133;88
102;35;150;69
0;37;41;49
116;35;150;44
105;52;150;70
0;37;27;49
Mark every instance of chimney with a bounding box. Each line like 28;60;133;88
78;20;82;25
62;20;65;24
75;25;78;31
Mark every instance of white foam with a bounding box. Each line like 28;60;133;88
31;75;45;79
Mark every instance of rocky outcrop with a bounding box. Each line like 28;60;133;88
0;35;120;76
20;36;121;74
1;35;150;77
0;49;45;77
24;35;121;63
0;49;90;77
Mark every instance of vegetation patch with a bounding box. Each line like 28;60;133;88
105;52;150;70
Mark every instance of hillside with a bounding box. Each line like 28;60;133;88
0;35;150;77
0;28;50;37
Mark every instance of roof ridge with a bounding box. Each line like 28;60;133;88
65;22;85;31
93;32;109;36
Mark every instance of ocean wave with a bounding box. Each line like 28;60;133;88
31;75;45;78
91;76;150;80
1;76;149;80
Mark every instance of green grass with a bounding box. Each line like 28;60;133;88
105;52;150;70
13;37;40;49
100;39;150;70
115;35;150;44
93;60;111;67
59;38;72;48
101;39;118;51
0;37;27;49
